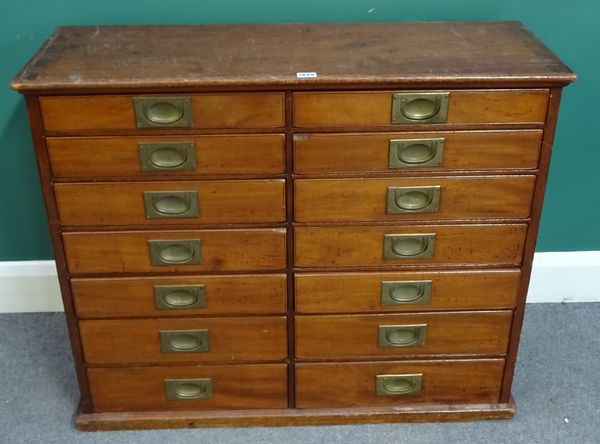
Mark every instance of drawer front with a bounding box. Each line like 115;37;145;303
80;316;287;364
294;176;535;222
294;224;527;268
40;93;285;131
89;363;288;412
295;269;520;313
72;274;287;318
295;359;504;408
48;134;285;178
294;130;542;173
63;228;287;274
55;180;286;226
295;311;512;359
293;90;548;127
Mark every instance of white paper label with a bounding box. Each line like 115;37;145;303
296;72;317;78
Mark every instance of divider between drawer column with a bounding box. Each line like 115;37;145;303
284;90;296;408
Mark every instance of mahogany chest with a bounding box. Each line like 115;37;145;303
11;22;575;430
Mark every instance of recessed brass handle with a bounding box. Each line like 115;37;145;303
392;92;449;124
165;378;213;400
383;234;436;260
133;96;193;128
139;141;196;172
381;280;432;305
148;239;202;266
143;191;199;219
376;374;422;396
160;329;209;353
386;186;440;214
378;324;427;348
154;285;206;310
388;138;445;169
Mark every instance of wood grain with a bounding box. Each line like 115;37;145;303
55;180;286;226
63;228;287;274
295;359;504;408
23;96;94;411
47;134;285;178
294;224;527;268
72;274;287;318
295;269;520;313
293;90;548;127
40;93;285;131
295;311;512;358
88;364;288;412
284;90;296;408
293;130;542;173
11;21;577;426
80;316;287;364
294;176;535;222
74;400;516;430
11;23;575;92
500;88;565;402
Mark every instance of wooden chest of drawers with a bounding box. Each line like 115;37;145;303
11;22;575;430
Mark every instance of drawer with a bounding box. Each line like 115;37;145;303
293;130;542;173
40;93;285;132
47;134;285;178
80;316;287;364
55;180;286;226
294;176;535;222
295;359;504;408
294;224;527;268
295;311;512;359
295;269;520;313
293;90;548;127
63;228;286;274
72;274;287;318
89;363;288;412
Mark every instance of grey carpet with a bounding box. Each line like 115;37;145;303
0;303;598;444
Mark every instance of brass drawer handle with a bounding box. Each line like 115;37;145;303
154;284;206;310
160;329;209;353
165;378;213;400
378;324;427;348
386;186;440;214
381;280;432;305
388;138;445;168
133;96;193;128
383;234;436;259
139;141;196;172
392;92;449;124
148;239;202;266
376;374;422;396
143;191;199;219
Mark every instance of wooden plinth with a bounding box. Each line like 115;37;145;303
75;398;516;431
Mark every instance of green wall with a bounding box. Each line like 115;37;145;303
1;1;598;260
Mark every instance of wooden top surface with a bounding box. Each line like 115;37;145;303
11;22;575;92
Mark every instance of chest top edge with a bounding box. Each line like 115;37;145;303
11;22;576;94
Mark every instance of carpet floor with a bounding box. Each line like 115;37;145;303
0;303;598;443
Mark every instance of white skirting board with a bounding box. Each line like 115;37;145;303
0;252;599;313
0;260;63;312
